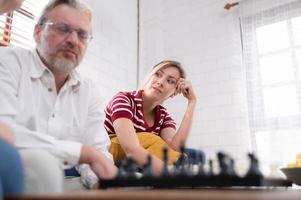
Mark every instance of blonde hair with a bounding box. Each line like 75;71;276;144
141;60;186;89
37;0;92;26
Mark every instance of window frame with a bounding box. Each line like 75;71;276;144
0;0;45;48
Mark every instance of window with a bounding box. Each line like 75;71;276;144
240;0;301;173
256;19;301;119
0;0;49;49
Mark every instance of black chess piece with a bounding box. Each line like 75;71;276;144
208;159;214;176
125;156;139;179
174;143;192;176
245;153;263;178
196;151;206;176
217;151;231;176
173;144;184;169
115;159;128;179
217;151;237;177
228;158;237;177
142;154;153;178
161;146;170;177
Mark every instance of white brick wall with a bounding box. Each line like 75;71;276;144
140;0;252;166
79;0;138;106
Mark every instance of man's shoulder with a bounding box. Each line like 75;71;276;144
0;46;33;57
0;46;34;73
0;46;34;68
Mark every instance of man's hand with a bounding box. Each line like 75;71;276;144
79;145;118;180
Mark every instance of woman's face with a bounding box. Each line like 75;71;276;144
144;66;181;101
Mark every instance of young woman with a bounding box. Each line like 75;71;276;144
104;60;197;175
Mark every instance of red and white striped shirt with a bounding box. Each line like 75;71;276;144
104;90;176;136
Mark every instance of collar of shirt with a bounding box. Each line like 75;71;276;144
30;49;81;92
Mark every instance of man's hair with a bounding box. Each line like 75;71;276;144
37;0;92;26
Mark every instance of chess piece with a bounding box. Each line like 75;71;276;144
125;156;139;179
196;151;205;176
228;158;237;177
174;143;192;176
245;153;263;178
142;154;153;178
161;146;170;177
217;151;237;177
115;159;127;179
208;159;214;176
217;151;231;176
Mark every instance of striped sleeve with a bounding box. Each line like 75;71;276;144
160;107;176;130
109;93;134;122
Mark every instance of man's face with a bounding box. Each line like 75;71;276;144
34;4;91;73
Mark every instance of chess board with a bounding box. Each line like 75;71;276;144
99;174;292;189
99;149;292;189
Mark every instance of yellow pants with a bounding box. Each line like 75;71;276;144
109;132;180;165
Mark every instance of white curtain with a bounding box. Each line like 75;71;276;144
240;0;301;175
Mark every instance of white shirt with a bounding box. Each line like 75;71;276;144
0;46;112;188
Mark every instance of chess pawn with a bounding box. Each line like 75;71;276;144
125;156;139;179
174;144;192;177
142;154;153;178
217;151;230;176
196;152;206;176
115;159;126;179
161;146;170;177
208;159;214;176
228;158;237;177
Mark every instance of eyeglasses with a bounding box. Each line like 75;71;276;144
44;21;93;43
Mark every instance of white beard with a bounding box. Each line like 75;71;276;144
37;44;78;74
36;30;80;74
51;55;77;74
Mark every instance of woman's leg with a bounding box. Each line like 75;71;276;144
0;139;24;196
137;132;180;164
109;132;180;164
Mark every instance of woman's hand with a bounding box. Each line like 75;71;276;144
174;78;197;103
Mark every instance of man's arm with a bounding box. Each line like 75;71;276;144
76;82;117;188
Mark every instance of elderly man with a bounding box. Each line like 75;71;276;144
0;0;117;193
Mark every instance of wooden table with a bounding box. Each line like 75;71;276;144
5;188;301;200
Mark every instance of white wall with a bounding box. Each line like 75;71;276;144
140;0;252;169
79;0;138;107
